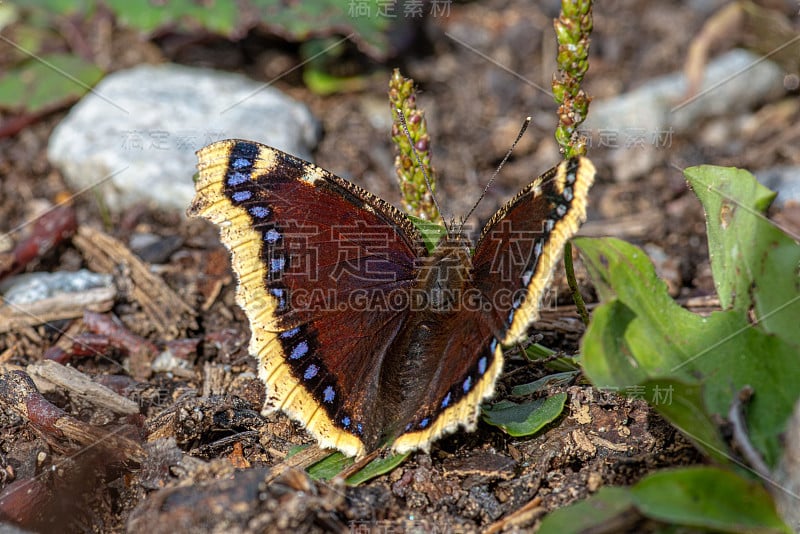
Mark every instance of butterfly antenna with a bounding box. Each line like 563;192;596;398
458;116;532;237
396;108;449;232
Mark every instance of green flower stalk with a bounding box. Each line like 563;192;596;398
553;0;593;159
388;69;439;221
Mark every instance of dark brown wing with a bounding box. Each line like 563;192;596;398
189;139;426;457
471;157;595;345
390;157;595;452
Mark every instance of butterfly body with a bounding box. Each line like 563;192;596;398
189;139;594;457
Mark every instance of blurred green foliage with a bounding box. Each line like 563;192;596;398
0;0;398;112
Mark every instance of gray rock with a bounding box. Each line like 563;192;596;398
583;49;785;181
1;269;113;304
757;166;800;207
48;64;320;213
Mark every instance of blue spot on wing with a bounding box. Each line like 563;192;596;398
441;392;452;408
270;288;286;308
271;257;285;272
249;205;270;218
462;376;472;393
232;190;252;202
478;356;487;375
281;327;300;339
323;386;335;403
289;341;308;360
264;228;281;243
227;171;248;186
304;364;318;380
232;157;251;170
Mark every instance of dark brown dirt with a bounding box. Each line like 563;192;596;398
1;0;797;532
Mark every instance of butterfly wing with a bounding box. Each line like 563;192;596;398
391;307;504;453
391;157;595;452
472;156;595;344
189;140;425;457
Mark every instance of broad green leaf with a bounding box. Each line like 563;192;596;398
578;235;800;467
577;166;800;467
481;392;567;437
686;166;800;341
538;487;636;534
631;467;790;533
0;53;103;112
685;166;775;311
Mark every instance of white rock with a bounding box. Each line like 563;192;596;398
1;269;113;304
48;64;320;213
583;49;785;181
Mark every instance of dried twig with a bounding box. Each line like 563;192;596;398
73;226;196;337
27;359;140;415
0;370;144;462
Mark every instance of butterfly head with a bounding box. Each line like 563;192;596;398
412;235;473;313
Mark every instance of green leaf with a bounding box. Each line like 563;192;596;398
522;343;580;371
302;67;373;96
408;214;446;253
0;53;103;112
306;451;353;481
25;0;94;13
481;392;567;437
577;166;800;468
686;165;800;341
285;444;310;458
577;235;800;466
638;378;727;462
252;0;393;59
631;467;790;533
686;166;775;311
539;468;791;533
538;487;636;534
522;343;556;360
306;450;409;484
345;452;410;486
105;0;238;35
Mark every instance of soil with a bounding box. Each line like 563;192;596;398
1;0;798;532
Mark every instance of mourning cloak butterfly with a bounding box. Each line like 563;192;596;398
188;139;595;457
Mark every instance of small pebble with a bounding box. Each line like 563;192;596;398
1;270;113;305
